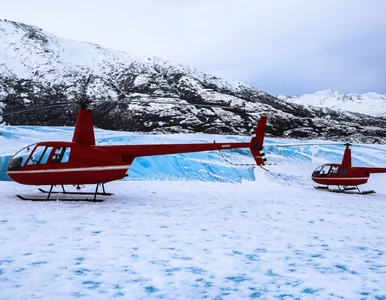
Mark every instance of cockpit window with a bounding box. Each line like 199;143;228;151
27;146;53;165
7;144;36;170
51;147;71;163
312;165;331;177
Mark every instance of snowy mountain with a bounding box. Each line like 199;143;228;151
278;90;386;117
2;19;386;143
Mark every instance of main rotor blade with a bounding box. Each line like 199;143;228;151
266;142;386;153
0;97;235;118
265;142;342;148
351;144;386;152
126;99;234;109
0;102;76;117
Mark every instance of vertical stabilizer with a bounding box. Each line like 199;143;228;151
341;146;352;167
249;116;267;165
72;109;95;146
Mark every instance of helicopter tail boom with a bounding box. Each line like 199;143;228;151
97;116;268;165
354;167;386;174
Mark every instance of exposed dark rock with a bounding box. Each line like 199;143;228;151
1;19;386;144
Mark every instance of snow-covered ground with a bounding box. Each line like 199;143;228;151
1;126;386;299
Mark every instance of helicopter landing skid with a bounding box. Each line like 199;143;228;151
16;195;104;202
17;183;110;202
331;188;375;195
315;185;375;195
314;186;329;190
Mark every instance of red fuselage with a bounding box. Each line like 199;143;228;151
311;163;386;187
7;140;253;186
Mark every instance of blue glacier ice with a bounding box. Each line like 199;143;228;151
1;125;386;184
0;155;12;181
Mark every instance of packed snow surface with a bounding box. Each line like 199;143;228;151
1;126;386;299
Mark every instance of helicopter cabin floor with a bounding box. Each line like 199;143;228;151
314;185;375;195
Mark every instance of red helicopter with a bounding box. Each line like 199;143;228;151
268;142;386;194
2;102;268;201
311;143;386;194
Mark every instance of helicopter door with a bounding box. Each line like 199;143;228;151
330;166;339;175
51;147;71;163
26;146;54;165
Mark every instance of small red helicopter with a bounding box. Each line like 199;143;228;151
268;142;386;194
311;143;386;194
2;101;267;201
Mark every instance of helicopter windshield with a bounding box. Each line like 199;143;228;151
312;164;331;177
8;144;71;171
7;143;37;171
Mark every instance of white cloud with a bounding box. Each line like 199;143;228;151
1;0;386;95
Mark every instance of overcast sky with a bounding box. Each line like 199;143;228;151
1;0;386;95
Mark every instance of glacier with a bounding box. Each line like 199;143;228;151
1;125;386;185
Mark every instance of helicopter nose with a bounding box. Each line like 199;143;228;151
6;167;31;185
7;171;21;184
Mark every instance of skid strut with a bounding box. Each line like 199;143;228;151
17;183;112;202
38;184;113;196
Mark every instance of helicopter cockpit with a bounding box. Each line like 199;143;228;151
312;164;332;177
312;164;344;177
8;144;71;171
7;144;36;171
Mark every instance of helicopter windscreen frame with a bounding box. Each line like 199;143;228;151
7;143;37;171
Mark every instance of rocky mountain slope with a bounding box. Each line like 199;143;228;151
1;19;386;143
